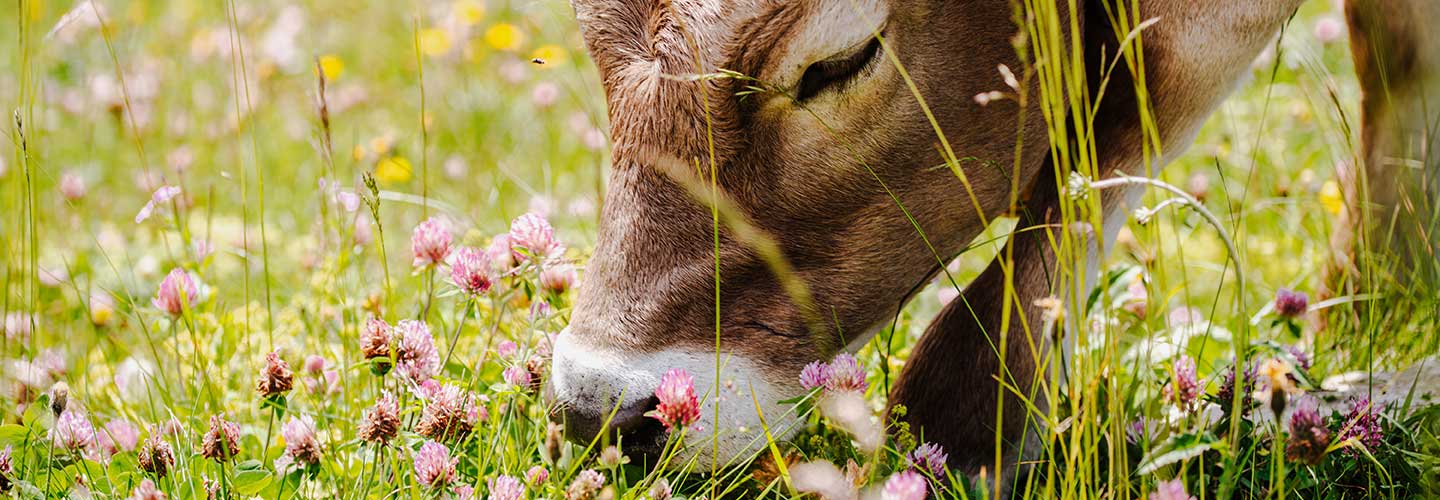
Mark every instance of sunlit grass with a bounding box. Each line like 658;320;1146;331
1;1;1437;499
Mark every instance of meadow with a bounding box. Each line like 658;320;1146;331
2;0;1438;499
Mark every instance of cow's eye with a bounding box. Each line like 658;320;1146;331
795;36;882;101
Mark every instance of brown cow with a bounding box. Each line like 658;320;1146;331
547;0;1437;486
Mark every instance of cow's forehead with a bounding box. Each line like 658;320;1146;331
571;0;776;65
571;0;789;163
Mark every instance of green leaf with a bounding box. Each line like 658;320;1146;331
1136;432;1226;475
233;464;274;496
0;424;31;446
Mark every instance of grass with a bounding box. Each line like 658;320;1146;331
2;0;1438;499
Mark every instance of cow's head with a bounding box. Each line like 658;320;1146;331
549;0;1051;465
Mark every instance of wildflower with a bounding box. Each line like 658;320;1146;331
791;461;855;500
128;479;166;500
201;415;241;462
542;421;564;463
599;445;629;468
305;368;340;395
530;299;552;319
566;469;605;500
1274;288;1308;318
335;191;360;212
882;470;927;500
1123;278;1148;317
100;419;140;455
413;441;458;488
531;45;569;66
3;312;33;343
525;465;549;485
49;381;70;415
1066;171;1092;201
488;233;520;271
637;478;669;500
1285;396;1331;465
1284;344;1313;371
453;0;485;25
60;172;87;201
317;54;344;80
360;317;394;374
1259;358;1298;419
256;351;295;398
503;366;532;389
152;268;199;317
51;409;96;451
417;384;481;441
799;361;829;391
444;155;470;180
1319;179;1344;214
137;434;175;477
908;442;948;477
282;415;323;467
90;290;117;326
375;156;413;184
1186;172;1210;202
135;185;182;223
1126;418;1158;445
532;82;560;107
488;474;524;500
303;355;326;374
645;369;701;430
1339;397;1384;457
450;247;493;295
1216;363;1257;416
1313;16;1344;43
415;379;443;399
1149;479;1194;500
825;354;867;393
394;319;441;382
582;128;607;150
0;446;12;492
412;217;454;268
820;391;882;453
496;340;518;359
418;28;453;57
454;485;476;500
359;392;400;444
539;264;577;293
484;23;524;52
509;213;562;262
1164;355;1202;409
1035;295;1064;329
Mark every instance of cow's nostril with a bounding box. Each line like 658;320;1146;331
560;395;666;456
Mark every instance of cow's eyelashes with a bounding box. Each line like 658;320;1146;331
744;321;804;339
795;36;882;102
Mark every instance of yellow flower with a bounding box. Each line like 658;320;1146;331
419;28;454;57
1259;357;1297;395
317;54;345;81
351;145;366;161
484;23;524;52
1319;180;1343;215
530;44;569;67
369;136;393;156
375;156;414;184
453;0;485;26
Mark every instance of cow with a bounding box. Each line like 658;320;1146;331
546;0;1438;487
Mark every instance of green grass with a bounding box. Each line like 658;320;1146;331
2;0;1437;499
